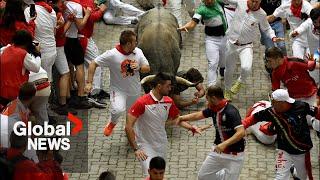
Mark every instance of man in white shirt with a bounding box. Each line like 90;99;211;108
85;30;150;136
290;7;320;82
63;0;91;109
125;72;201;177
223;0;282;101
267;0;313;58
24;0;57;81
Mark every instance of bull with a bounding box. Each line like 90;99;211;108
136;5;197;91
135;0;201;17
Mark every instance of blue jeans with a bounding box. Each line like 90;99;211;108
260;20;287;55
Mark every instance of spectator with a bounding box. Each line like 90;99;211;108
125;72;200;176
178;85;246;180
37;148;64;180
145;156;166;180
63;0;92;109
50;0;74;115
0;30;40;106
28;67;51;125
85;30;150;136
4;132;46;180
79;0;109;105
0;0;35;46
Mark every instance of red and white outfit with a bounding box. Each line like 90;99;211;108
24;2;57;81
94;45;149;124
273;0;313;58
223;0;276;91
79;0;105;94
0;44;41;100
129;91;179;176
245;101;277;145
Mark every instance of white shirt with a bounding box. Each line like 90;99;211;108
24;5;57;53
94;47;149;95
294;18;319;53
273;0;312;44
224;0;276;44
129;91;179;150
64;1;83;38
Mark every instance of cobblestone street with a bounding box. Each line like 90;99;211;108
68;1;320;179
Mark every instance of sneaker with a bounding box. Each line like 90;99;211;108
230;81;244;94
224;90;233;101
104;122;116;136
98;90;110;99
87;97;107;109
53;104;78;115
69;96;92;109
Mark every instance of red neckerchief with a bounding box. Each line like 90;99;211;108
290;2;302;18
68;0;81;3
162;0;167;6
116;44;132;55
209;99;228;112
246;0;260;13
35;2;53;13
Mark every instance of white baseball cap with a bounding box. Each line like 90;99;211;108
271;89;295;103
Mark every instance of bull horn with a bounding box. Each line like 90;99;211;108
176;76;198;87
141;75;156;84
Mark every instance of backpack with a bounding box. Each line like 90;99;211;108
0;148;28;180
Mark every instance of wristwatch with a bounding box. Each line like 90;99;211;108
134;147;139;152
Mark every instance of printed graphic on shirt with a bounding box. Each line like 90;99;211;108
121;59;135;77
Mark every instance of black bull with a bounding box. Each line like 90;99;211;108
136;7;182;91
136;7;199;92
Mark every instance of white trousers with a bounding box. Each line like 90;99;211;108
84;38;103;93
224;8;235;26
55;47;70;75
41;50;57;81
198;147;244;180
292;40;309;59
109;88;139;124
139;144;167;177
224;40;253;90
103;0;144;25
274;149;308;180
296;94;317;126
247;121;277;145
205;35;226;86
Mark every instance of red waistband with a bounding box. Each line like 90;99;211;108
36;81;50;91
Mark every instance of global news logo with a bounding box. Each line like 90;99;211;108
12;113;83;151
